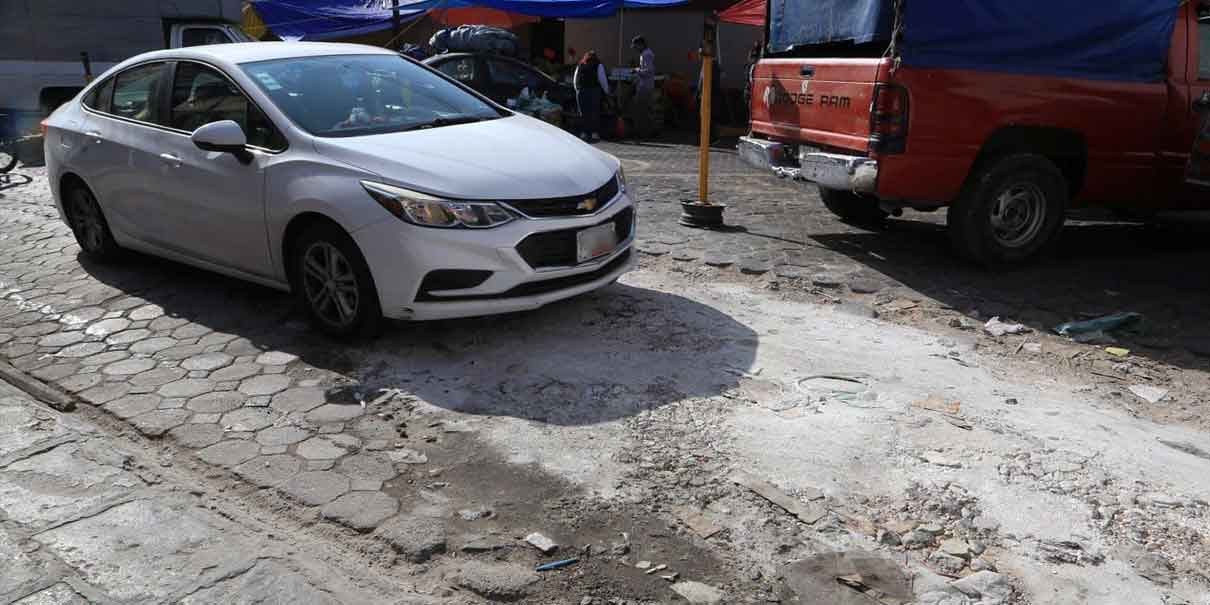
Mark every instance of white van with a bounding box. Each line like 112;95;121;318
0;0;252;144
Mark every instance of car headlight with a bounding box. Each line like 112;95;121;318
616;165;627;193
361;181;515;229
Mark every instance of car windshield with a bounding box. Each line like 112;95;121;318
240;54;506;137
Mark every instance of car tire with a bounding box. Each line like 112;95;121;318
291;222;382;340
947;153;1067;266
64;181;121;261
818;186;889;226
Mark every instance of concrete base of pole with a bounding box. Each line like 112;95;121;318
679;200;726;229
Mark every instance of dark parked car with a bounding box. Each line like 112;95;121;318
424;52;576;112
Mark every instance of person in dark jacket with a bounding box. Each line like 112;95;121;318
574;50;610;141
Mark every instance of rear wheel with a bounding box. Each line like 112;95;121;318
291;222;382;340
818;186;889;226
65;182;121;261
947;153;1067;266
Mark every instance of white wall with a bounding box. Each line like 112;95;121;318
564;9;761;90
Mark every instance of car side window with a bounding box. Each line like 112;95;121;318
111;62;168;124
83;77;115;114
486;59;534;87
170;62;285;150
181;28;233;47
437;57;477;83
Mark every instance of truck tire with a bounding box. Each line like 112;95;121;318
948;153;1067;266
818;186;889;226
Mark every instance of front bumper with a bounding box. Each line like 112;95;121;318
738;136;879;194
354;193;637;321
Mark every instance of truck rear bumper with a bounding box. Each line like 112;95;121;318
738;136;879;194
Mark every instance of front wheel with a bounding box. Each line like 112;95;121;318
818;186;889;226
947;153;1067;266
291;223;382;340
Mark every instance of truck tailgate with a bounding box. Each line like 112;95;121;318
751;58;887;154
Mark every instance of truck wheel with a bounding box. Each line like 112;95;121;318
948;154;1067;265
818;186;889;226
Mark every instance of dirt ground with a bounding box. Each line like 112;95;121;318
3;145;1210;604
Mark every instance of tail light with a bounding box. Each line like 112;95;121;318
869;84;909;154
40;119;49;137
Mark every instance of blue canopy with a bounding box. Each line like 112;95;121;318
253;0;685;40
768;0;1182;83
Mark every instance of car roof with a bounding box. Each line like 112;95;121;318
128;42;397;67
427;52;525;64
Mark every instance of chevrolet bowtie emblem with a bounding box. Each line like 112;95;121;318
577;197;598;211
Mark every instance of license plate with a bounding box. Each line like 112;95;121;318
576;222;618;263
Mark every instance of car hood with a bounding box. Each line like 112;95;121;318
312;115;618;200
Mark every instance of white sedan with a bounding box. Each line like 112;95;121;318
43;43;635;337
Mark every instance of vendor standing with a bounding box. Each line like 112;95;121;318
574;50;610;141
630;35;656;138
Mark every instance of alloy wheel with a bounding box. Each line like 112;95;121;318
301;242;360;328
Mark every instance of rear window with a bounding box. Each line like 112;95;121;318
83;78;116;113
111;62;168;124
182;28;233;47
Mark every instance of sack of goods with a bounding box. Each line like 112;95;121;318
429;25;519;56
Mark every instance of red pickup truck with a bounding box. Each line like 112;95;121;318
741;1;1210;265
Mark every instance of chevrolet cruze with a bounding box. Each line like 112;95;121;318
43;43;635;337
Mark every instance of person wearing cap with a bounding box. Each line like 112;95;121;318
630;35;655;138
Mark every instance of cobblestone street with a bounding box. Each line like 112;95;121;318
2;141;1210;604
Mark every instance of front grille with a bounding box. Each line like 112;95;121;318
504;177;620;217
419;250;631;302
516;207;634;269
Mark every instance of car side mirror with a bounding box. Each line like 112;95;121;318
191;120;252;163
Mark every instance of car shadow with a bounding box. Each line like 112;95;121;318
810;212;1210;372
79;250;757;426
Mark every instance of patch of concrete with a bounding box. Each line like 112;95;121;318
0;442;139;528
34;498;258;602
178;560;337;605
11;583;89;605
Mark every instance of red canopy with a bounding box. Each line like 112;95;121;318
718;0;763;26
430;7;539;28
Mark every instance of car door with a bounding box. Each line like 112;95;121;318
78;61;173;243
152;61;278;277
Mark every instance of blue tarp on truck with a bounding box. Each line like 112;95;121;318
768;0;1183;83
767;0;890;53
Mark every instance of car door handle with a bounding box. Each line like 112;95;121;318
84;130;103;143
158;153;182;167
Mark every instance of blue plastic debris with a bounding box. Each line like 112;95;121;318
1054;312;1143;337
535;558;579;572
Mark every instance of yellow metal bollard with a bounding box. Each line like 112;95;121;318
679;15;726;228
698;54;713;205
